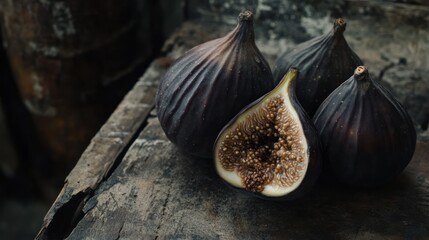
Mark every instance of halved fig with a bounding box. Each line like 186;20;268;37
214;68;322;200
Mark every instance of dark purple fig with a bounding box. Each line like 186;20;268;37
214;68;321;200
313;66;416;187
273;18;363;117
156;10;274;158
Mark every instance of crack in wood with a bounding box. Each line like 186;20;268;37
114;222;125;240
103;112;154;181
154;186;172;240
37;191;89;240
58;112;154;239
109;192;120;208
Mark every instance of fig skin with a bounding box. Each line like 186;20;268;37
214;68;322;200
273;18;363;117
156;10;274;158
313;66;416;187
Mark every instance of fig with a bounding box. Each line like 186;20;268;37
313;66;416;187
156;10;274;158
273;18;363;117
214;68;321;200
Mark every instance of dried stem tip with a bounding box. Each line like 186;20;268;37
355;66;366;75
354;66;370;82
335;18;346;27
239;10;253;21
334;18;347;33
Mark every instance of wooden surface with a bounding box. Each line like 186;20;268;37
37;22;429;240
66;121;429;239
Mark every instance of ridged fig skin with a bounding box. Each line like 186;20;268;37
156;11;274;158
273;18;363;117
214;69;322;200
313;66;416;187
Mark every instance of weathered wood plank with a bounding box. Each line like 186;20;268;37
36;61;164;239
66;116;429;239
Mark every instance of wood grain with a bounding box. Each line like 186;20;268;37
66;117;429;239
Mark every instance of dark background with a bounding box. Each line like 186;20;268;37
0;0;428;239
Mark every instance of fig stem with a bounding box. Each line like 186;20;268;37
355;66;367;75
335;18;346;27
354;66;370;83
234;10;255;43
238;10;253;21
334;18;346;33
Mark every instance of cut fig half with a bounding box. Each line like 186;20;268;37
214;68;322;200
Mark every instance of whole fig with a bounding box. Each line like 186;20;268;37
156;11;274;158
313;66;416;187
273;18;363;117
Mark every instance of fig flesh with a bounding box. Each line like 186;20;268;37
214;68;321;200
156;10;274;158
273;18;363;117
313;66;416;187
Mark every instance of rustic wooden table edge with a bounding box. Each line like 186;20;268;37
35;57;164;239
